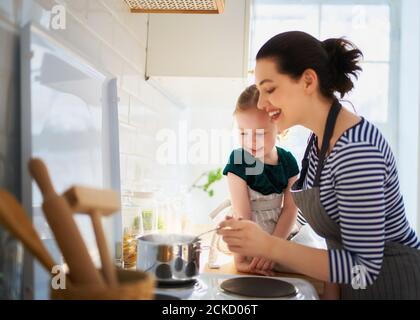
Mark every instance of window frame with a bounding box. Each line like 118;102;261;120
249;0;401;155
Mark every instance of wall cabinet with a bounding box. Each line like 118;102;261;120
146;0;251;78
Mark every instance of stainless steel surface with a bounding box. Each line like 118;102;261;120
137;234;201;283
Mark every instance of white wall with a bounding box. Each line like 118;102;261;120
186;106;234;225
399;0;420;232
0;0;187;299
0;0;188;206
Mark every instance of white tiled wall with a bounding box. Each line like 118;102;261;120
0;0;190;299
0;0;187;198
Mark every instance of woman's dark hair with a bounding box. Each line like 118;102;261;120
256;31;363;98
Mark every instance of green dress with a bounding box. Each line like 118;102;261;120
223;146;299;195
223;146;299;234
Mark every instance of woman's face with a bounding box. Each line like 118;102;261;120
235;107;278;159
255;58;307;132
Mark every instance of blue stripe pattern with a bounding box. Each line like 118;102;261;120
297;118;420;285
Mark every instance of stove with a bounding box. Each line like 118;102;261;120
154;273;319;300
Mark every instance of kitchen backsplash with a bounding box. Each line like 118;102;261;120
0;0;188;199
0;0;190;299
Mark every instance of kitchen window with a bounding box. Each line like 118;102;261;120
248;0;400;162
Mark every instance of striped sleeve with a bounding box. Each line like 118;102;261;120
328;142;387;286
297;211;307;226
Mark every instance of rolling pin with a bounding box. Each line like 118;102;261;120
0;189;74;289
64;186;120;287
0;189;56;273
28;158;105;287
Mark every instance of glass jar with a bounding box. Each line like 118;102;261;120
122;232;137;270
155;200;173;234
177;186;193;234
121;191;140;270
132;191;158;235
121;191;141;237
154;186;192;235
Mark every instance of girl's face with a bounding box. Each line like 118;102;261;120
235;107;278;159
255;58;307;132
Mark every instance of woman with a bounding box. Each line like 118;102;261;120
218;31;420;299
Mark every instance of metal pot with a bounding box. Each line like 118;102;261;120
136;234;201;283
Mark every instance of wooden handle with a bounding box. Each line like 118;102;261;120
0;190;56;272
64;186;120;216
91;211;118;287
28;158;56;197
62;186;120;287
28;158;106;287
41;196;106;287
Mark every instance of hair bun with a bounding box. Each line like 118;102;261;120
322;38;363;98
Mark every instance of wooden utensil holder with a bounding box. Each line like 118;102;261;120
50;269;155;300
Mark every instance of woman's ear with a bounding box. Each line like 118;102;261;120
301;69;318;94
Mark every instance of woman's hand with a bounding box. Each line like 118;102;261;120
217;217;273;258
320;282;341;300
219;218;331;283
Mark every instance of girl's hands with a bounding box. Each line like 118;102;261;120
217;217;273;259
249;257;275;272
235;257;275;276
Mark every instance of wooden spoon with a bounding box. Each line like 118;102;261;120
64;186;120;287
0;189;56;273
28;158;105;287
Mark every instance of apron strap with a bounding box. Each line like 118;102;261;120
295;99;342;189
313;99;342;187
295;134;316;190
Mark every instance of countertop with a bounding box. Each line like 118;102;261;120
203;257;325;297
193;224;325;297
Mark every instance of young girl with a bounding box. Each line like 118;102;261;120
223;84;300;275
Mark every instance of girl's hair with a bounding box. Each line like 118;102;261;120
256;31;363;98
234;84;288;139
234;84;259;114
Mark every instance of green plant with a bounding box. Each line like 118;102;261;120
189;168;223;197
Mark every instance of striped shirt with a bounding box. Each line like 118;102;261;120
297;117;420;285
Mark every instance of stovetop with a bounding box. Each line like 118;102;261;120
154;273;319;300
